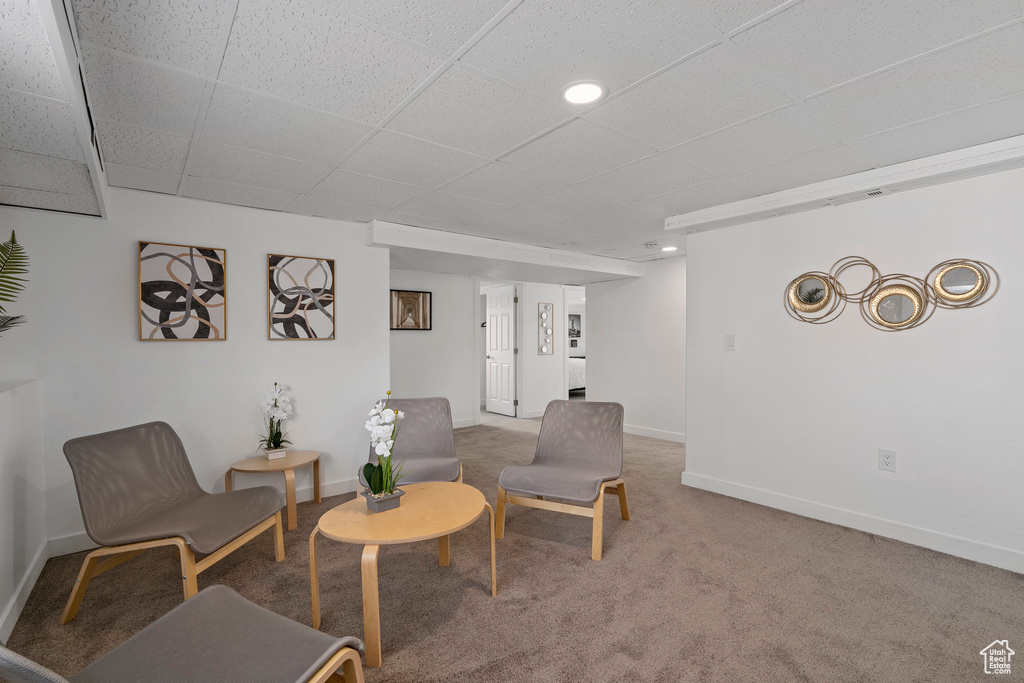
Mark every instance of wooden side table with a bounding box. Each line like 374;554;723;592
309;482;496;667
225;450;321;531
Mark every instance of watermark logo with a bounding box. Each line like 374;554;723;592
980;640;1014;675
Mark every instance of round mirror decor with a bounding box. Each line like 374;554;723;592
785;256;995;332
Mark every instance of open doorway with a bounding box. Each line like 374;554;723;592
481;282;517;417
566;286;586;401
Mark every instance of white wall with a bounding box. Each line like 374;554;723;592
684;166;1024;573
0;188;390;552
0;381;46;644
518;282;568;418
587;257;686;442
389;269;478;428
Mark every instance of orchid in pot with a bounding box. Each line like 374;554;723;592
258;382;292;459
362;391;405;511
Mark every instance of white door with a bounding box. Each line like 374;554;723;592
485;285;516;417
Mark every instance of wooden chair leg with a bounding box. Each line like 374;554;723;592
616;482;630;520
341;650;365;683
591;487;606;561
495;487;507;540
273;510;285;562
60;552;101;624
310;527;321;630
455;463;463;483
178;542;198;599
485;502;497;597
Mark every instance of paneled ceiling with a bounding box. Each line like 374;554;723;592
4;0;1024;262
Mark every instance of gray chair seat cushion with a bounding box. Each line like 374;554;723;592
499;464;616;504
70;585;365;683
359;455;460;486
101;487;285;555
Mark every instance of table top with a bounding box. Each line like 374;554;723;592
318;482;486;545
230;450;320;472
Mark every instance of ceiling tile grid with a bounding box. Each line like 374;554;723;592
474;206;568;236
0;184;99;215
339;130;486;188
182;176;297;211
0;0;66;99
687;0;792;35
579;148;718;202
188;141;331;194
202;84;375;167
0;148;94;196
288;195;382;223
392;191;509;225
440;162;569;206
104;163;183;195
520;184;632;223
218;0;444;125
643;178;758;215
72;0;229;76
307;169;428;211
727;144;876;195
0;89;83;161
95;118;191;173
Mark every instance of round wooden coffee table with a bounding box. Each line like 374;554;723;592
309;481;496;667
225;450;321;531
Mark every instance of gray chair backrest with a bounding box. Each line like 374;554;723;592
0;644;69;683
63;422;203;547
367;397;455;462
534;400;624;478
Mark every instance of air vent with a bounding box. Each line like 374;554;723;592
825;187;891;206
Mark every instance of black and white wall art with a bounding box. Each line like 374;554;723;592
138;241;226;340
268;254;335;340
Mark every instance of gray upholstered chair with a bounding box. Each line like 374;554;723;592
0;585;365;683
60;421;286;624
358;397;462;485
496;400;630;560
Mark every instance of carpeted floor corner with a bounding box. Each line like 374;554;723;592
6;413;1023;682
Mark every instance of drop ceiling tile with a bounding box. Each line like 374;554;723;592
0;149;94;195
644;179;757;215
473;206;566;236
805;24;1024;139
669;106;843;177
442;162;568;206
732;0;1022;96
219;0;443;124
586;45;791;150
386;64;570;157
0;185;100;215
0;90;83;160
580;148;717;201
320;0;508;55
307;169;426;210
182;177;297;211
500;119;655;183
339;130;484;187
574;202;669;234
105;163;182;194
562;223;668;251
202;84;373;167
289;195;380;223
513;217;607;242
728;145;875;194
81;45;207;136
379;211;466;232
689;0;791;34
853;92;1024;167
462;0;718;105
394;191;507;224
189;141;329;194
72;0;227;75
96;118;191;173
0;0;65;99
520;185;628;223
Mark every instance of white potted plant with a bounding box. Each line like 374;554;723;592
258;382;292;459
362;391;405;512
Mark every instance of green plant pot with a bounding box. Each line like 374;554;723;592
361;488;404;513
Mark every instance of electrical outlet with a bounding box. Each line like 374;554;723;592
878;448;897;472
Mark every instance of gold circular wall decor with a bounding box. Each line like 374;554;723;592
784;271;845;324
925;259;998;308
829;256;881;303
867;283;924;330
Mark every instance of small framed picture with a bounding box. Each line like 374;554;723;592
390;290;431;330
139;241;226;341
268;254;335;340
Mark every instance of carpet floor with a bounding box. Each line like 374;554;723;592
6;413;1023;682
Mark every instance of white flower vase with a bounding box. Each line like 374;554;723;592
265;448;287;461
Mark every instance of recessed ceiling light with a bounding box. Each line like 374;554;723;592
661;246;678;252
562;82;605;104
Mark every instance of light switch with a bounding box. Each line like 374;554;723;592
725;333;736;351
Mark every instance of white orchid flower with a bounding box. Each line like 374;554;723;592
397;411;405;420
374;441;389;456
382;409;396;423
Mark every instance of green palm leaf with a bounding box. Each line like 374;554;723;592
0;231;29;314
0;315;26;335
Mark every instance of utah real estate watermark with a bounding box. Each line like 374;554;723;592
980;640;1014;675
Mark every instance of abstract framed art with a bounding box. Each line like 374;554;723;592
390;290;431;330
138;241;226;341
268;254;335;340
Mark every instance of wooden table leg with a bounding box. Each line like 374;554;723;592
309;527;321;629
438;535;450;567
284;468;297;531
224;469;233;492
362;544;382;667
312;458;322;503
484;503;497;597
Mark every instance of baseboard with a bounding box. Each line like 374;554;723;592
301;477;357;501
0;541;47;644
680;472;1024;574
47;531;97;557
624;424;685;443
522;409;546;419
452;417;476;429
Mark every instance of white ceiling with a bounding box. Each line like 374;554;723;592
3;0;1024;262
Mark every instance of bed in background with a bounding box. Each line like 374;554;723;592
568;356;586;390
